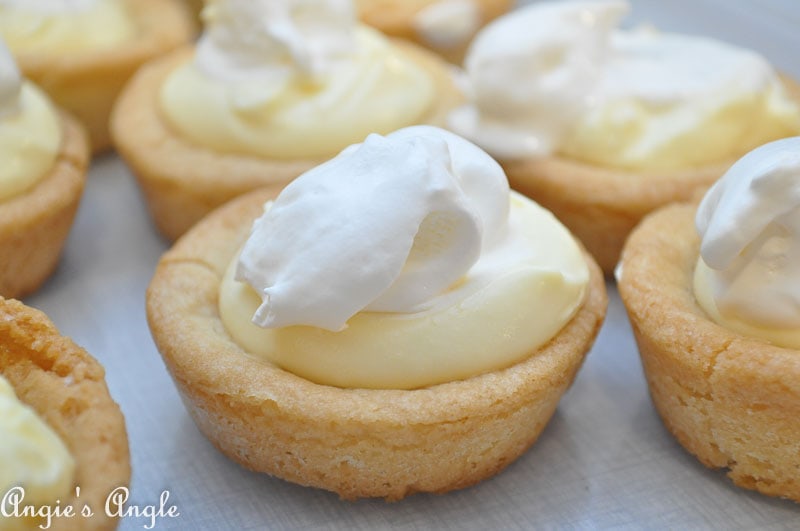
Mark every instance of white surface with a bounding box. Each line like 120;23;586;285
23;1;800;529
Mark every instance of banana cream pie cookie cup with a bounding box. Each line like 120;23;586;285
0;0;194;153
0;298;130;530
449;0;800;274
618;137;800;502
147;126;607;500
113;0;465;241
0;42;89;299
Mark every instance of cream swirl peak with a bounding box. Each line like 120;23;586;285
695;137;800;335
235;126;510;331
0;40;20;119
196;0;356;85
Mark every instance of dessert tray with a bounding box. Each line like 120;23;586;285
24;0;800;528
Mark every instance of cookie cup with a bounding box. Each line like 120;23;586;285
0;112;89;299
146;187;608;501
355;0;514;64
0;298;131;531
502;77;800;275
14;0;194;153
112;41;465;242
618;203;800;502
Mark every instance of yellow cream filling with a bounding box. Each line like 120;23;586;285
219;193;589;390
0;82;61;202
0;1;135;54
160;26;436;160
559;82;800;171
0;375;75;529
694;258;800;350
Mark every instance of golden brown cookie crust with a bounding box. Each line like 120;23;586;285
146;187;607;501
15;0;195;153
502;76;800;276
355;0;514;64
0;112;89;299
0;298;131;531
618;203;800;502
112;40;466;242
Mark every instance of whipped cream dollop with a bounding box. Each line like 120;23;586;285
694;137;800;348
449;0;626;159
0;375;75;509
196;0;356;87
450;0;800;167
236;126;509;331
413;0;481;49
